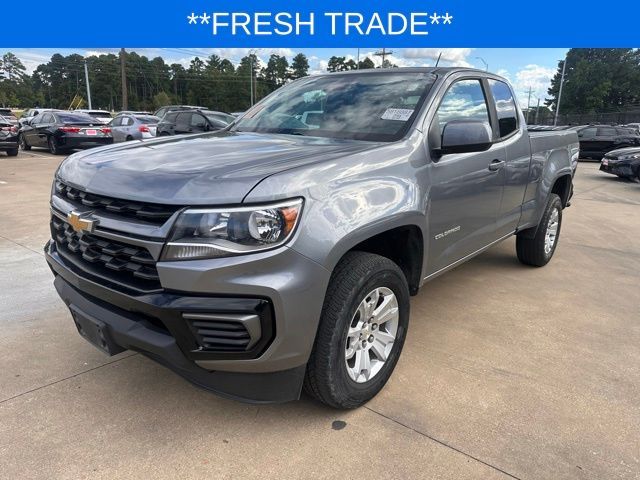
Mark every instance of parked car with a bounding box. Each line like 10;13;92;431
0;116;19;156
0;108;19;126
116;111;152;116
19;111;112;154
600;147;640;181
153;105;207;119
623;123;640;135
19;108;63;127
110;114;160;142
156;109;233;136
73;109;113;125
576;125;640;159
45;68;577;407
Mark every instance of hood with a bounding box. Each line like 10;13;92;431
605;146;640;159
57;131;381;205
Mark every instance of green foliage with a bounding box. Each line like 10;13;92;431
1;50;311;111
547;48;640;114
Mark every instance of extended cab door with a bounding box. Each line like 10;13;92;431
425;77;507;275
487;79;532;236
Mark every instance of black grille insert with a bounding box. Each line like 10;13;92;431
184;313;261;352
51;216;161;291
55;180;181;225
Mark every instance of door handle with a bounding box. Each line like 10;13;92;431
488;159;505;171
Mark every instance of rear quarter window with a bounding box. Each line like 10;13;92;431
488;79;518;138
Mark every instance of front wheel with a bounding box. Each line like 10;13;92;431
5;148;18;157
304;251;410;409
516;193;562;267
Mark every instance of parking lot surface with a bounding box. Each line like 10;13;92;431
1;149;639;479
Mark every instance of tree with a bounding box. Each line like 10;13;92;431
0;52;26;81
358;57;375;69
153;91;171;109
291;53;309;79
546;48;640;114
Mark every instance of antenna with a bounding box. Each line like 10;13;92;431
434;52;442;67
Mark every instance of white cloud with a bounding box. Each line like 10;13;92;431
401;48;474;67
508;64;556;108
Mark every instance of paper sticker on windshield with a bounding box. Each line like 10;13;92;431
381;108;414;121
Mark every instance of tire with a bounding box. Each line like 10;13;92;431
18;134;31;151
126;135;133;141
48;136;61;155
5;148;18;157
304;251;410;409
516;193;562;267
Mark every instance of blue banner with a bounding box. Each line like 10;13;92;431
2;0;639;47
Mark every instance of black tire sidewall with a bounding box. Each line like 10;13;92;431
19;134;29;150
539;195;562;263
48;136;57;154
324;260;410;406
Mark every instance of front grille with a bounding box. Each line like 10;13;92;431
51;216;161;291
184;313;259;352
55;180;181;226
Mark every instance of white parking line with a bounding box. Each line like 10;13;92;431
23;151;53;158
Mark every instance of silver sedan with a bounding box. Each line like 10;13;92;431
110;114;160;142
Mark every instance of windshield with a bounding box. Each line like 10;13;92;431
88;111;112;118
233;72;437;141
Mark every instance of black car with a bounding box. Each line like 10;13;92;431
156;109;234;136
153;105;207;119
576;125;640;159
600;147;640;181
0;115;19;156
19;111;113;155
19;108;61;127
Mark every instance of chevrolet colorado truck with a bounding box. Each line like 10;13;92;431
45;68;578;408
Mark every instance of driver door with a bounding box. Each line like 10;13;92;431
425;78;506;275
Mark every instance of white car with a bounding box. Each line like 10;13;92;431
73;109;113;125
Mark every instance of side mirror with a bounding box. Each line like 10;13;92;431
434;120;493;157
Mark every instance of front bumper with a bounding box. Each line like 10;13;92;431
45;239;330;403
600;161;635;178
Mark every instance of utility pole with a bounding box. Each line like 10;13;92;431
554;58;567;126
526;86;532;123
374;48;393;67
83;60;92;109
356;48;360;69
120;48;128;111
534;97;541;125
250;55;254;107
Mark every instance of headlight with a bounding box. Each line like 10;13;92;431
162;198;303;260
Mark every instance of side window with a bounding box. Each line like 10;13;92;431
597;127;616;136
112;117;122;127
579;127;597;138
488;79;518;138
436;79;491;133
190;114;206;128
176;112;191;126
41;113;54;123
164;112;178;123
31;114;43;125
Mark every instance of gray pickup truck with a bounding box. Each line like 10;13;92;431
45;68;578;408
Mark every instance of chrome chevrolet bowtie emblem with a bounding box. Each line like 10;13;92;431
67;211;96;234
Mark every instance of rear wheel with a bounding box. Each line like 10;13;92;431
48;136;61;155
5;148;18;157
516;194;562;267
304;251;410;409
18;134;31;151
126;135;133;141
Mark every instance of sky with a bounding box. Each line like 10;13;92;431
1;47;568;108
